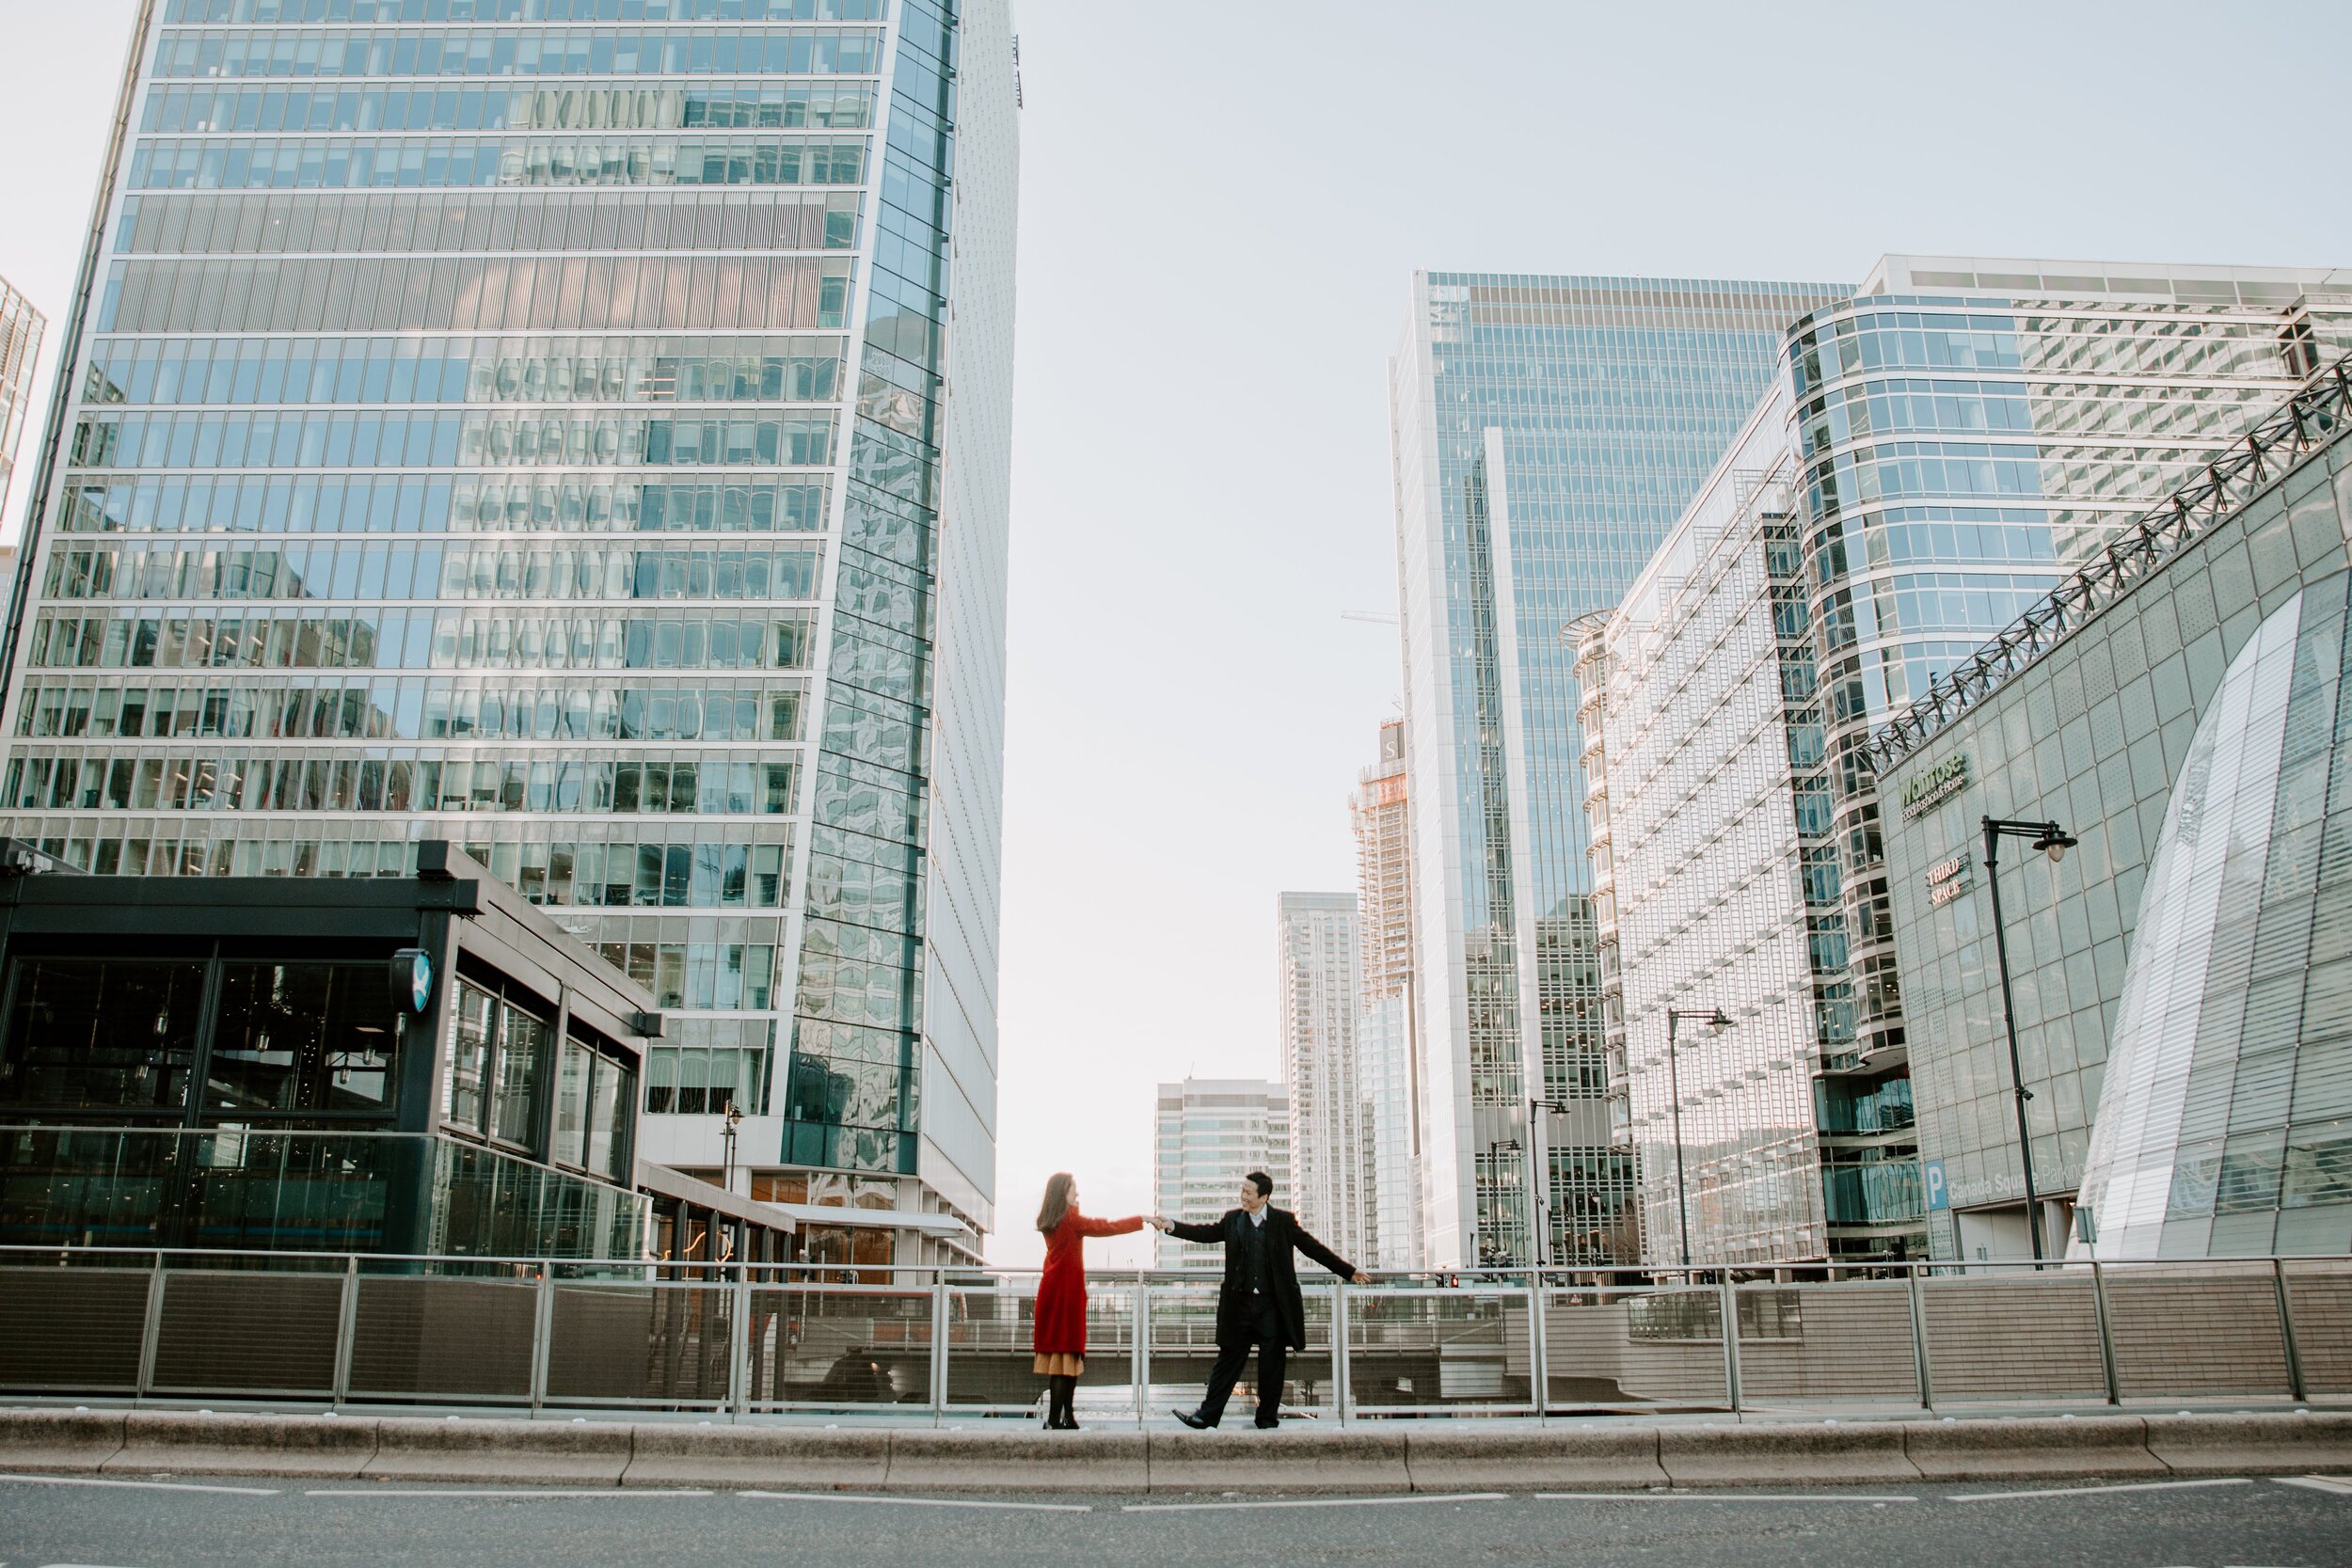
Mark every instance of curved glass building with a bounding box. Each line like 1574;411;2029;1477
2075;570;2351;1258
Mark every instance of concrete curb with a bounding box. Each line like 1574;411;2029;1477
7;1409;2351;1492
1148;1428;1410;1491
365;1418;635;1483
2142;1412;2352;1476
1660;1420;1919;1485
623;1425;889;1490
1900;1417;2164;1481
1404;1425;1667;1489
889;1430;1149;1492
105;1413;378;1480
0;1409;126;1474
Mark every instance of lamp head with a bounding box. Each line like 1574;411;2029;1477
1708;1008;1730;1029
2031;824;2077;863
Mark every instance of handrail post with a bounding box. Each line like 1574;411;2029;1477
1906;1261;1933;1411
1332;1280;1350;1427
1130;1275;1148;1430
2274;1257;2307;1402
928;1269;949;1426
331;1253;359;1411
726;1260;750;1421
2088;1259;2120;1406
1527;1268;1549;1421
135;1250;166;1404
528;1261;554;1417
1717;1273;1742;1415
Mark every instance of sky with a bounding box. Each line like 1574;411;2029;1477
2;0;2349;1272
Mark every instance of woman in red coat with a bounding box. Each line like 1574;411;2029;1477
1032;1172;1149;1430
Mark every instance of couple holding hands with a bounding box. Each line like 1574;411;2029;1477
1030;1169;1367;1432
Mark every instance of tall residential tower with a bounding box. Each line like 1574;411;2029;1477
1278;890;1369;1260
1152;1077;1291;1269
0;277;44;529
0;0;1019;1262
1351;718;1422;1269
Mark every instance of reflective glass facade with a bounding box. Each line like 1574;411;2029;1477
1883;401;2352;1259
0;277;43;530
1575;260;2352;1265
0;0;1016;1255
1389;272;1851;1267
1788;259;2350;1257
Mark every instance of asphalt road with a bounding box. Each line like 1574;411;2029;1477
2;1473;2349;1567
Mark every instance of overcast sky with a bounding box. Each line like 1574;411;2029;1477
3;1;2348;1271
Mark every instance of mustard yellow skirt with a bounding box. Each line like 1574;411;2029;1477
1032;1353;1084;1376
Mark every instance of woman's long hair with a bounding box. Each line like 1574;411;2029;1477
1036;1171;1076;1235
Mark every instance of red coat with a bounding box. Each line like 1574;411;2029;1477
1032;1211;1143;1356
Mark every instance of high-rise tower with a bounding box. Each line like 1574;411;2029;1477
1278;890;1368;1260
1351;718;1421;1269
1389;271;1853;1268
0;0;1018;1262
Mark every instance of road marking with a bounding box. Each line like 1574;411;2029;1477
740;1492;1091;1513
1535;1492;1916;1503
1951;1478;2253;1501
2273;1475;2352;1496
305;1488;710;1498
0;1474;278;1497
1123;1493;1506;1513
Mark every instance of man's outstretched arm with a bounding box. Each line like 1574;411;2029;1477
1291;1223;1369;1284
1164;1215;1225;1243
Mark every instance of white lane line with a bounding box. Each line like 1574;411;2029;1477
740;1492;1091;1513
2273;1475;2352;1496
305;1488;709;1498
1951;1478;2253;1501
0;1474;278;1497
1535;1492;1916;1503
1123;1493;1506;1513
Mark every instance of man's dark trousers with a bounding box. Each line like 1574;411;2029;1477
1198;1292;1286;1427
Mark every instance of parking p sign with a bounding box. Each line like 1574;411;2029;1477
1923;1160;1948;1212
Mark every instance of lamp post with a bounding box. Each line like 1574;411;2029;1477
1981;816;2076;1262
721;1098;744;1193
1662;1008;1730;1269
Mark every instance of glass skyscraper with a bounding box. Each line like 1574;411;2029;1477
1388;271;1851;1269
0;0;1018;1261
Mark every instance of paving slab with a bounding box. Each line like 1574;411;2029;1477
1658;1420;1919;1485
1148;1426;1410;1491
364;1417;633;1484
1406;1424;1666;1490
2141;1412;2352;1476
104;1412;378;1479
0;1408;127;1473
1901;1416;2163;1481
624;1423;890;1489
887;1429;1148;1492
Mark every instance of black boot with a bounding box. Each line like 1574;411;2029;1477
1048;1373;1078;1430
1058;1374;1081;1431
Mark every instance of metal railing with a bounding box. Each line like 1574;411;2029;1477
2;1248;2344;1421
1867;355;2352;772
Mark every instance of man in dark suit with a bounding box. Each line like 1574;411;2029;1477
1154;1170;1368;1430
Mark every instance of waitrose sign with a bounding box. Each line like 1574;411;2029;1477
1900;753;1970;820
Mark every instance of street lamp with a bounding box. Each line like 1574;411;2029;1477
1663;1007;1730;1269
1981;816;2076;1261
721;1098;744;1192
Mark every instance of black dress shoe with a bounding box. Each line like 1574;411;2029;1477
1254;1418;1279;1430
1171;1408;1214;1430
